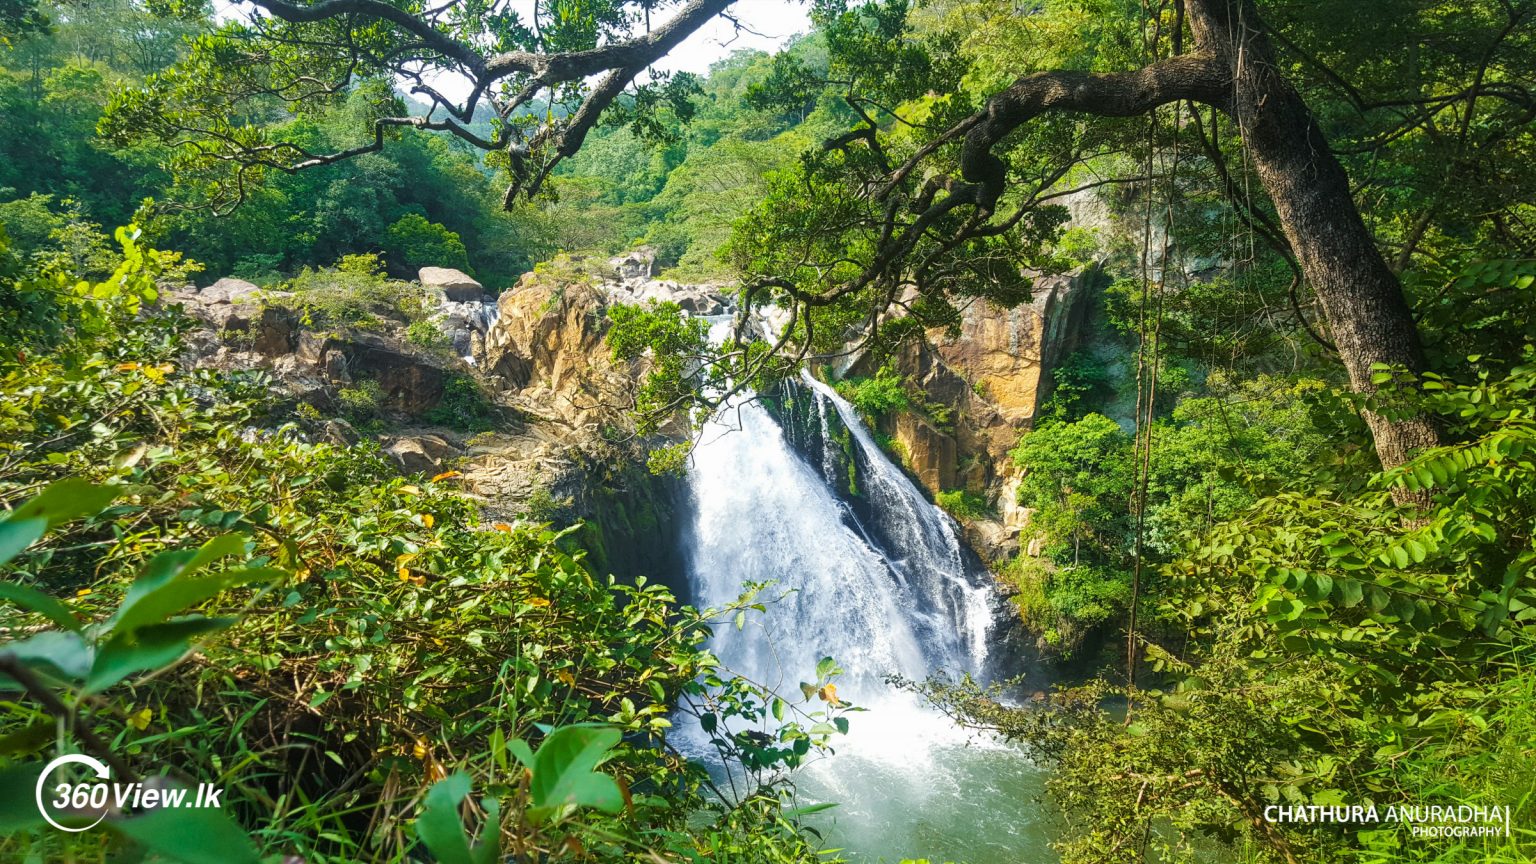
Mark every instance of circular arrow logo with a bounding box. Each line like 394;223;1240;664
35;754;111;832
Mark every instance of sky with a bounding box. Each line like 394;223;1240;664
648;0;809;76
213;0;810;94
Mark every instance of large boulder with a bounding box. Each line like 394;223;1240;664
624;279;729;316
480;269;648;431
419;267;486;302
608;248;656;285
251;305;299;356
300;331;448;415
200;277;262;305
384;433;463;475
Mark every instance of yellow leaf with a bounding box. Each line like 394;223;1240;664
818;684;839;706
492;522;513;533
555;670;575;685
527;597;551;608
398;566;411;582
75;588;92;597
115;362;140;372
398;485;422;496
128;708;152;731
412;740;428;760
430;471;461;482
420;513;434;529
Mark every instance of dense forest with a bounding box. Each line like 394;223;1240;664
1;1;1534;863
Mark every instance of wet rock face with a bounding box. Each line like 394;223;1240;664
419;267;486;302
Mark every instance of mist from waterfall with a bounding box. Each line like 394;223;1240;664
678;370;1054;863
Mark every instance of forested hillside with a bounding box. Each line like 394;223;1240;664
2;1;1534;863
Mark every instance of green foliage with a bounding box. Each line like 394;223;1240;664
606;300;722;438
383;212;470;274
405;317;452;353
337;378;384;424
422;374;501;434
931;340;1536;863
835;366;911;420
276;260;422;331
1039;350;1111;423
934;489;991;521
1011;413;1135;563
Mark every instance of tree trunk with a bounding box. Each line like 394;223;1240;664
1189;0;1442;471
956;1;1441;475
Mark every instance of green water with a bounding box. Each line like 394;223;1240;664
791;690;1057;864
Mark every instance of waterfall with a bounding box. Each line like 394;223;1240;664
677;368;1051;863
683;373;1001;691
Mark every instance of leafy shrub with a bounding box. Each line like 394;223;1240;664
1039;350;1110;423
423;373;500;433
835;366;910;419
926;340;1536;864
935;489;992;521
229;252;285;284
382;213;470;273
279;260;418;331
405;317;451;352
337;378;384;422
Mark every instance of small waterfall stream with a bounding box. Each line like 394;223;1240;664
678;368;1054;863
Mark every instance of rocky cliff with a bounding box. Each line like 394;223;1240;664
843;267;1102;562
168;256;727;587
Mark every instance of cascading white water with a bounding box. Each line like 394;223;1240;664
679;368;1054;863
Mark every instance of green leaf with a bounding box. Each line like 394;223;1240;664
112;534;250;625
815;656;836;679
527;724;623;822
416;772;474;864
109;798;261;864
1337;579;1364;608
472;797;501;864
1367;585;1391;612
84;617;235;695
0;764;47;832
0;582;83;632
8;480;119;531
1307;573;1333;603
506;737;536;770
110;559;281;636
0;518;45;568
784;802;839;818
3;630;94;681
0;719;54;758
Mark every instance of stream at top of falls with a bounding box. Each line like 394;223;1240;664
672;364;1056;864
